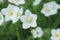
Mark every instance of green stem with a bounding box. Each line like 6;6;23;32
16;25;21;40
6;28;11;40
30;28;34;40
1;22;6;33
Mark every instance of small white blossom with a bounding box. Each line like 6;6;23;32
1;4;23;23
20;9;37;29
0;12;4;25
33;0;41;6
31;27;43;38
50;29;60;40
8;0;25;5
41;1;60;17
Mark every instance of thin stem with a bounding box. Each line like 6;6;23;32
1;16;7;33
20;28;24;40
16;24;21;40
30;28;34;40
1;22;6;33
6;28;11;40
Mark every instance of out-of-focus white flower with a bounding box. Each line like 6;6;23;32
31;27;43;38
1;4;23;23
33;0;41;6
14;8;23;23
50;29;60;40
20;9;37;29
0;0;4;4
8;0;25;5
41;1;60;17
0;12;4;25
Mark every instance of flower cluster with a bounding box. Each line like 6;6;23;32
0;0;60;40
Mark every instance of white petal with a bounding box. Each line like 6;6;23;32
58;5;60;9
31;21;37;27
50;10;57;15
20;8;23;15
31;29;37;38
41;8;50;17
36;27;42;31
12;18;17;23
7;4;19;13
5;16;10;21
22;23;30;29
1;8;7;15
33;0;41;6
32;14;37;21
16;8;23;18
25;9;32;16
44;14;50;17
51;29;56;35
20;15;26;23
8;0;12;3
8;0;25;5
19;0;25;4
36;27;43;38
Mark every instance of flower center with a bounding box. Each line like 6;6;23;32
37;32;39;35
46;8;50;12
0;15;2;20
16;12;20;17
26;17;33;23
8;11;13;16
54;33;60;38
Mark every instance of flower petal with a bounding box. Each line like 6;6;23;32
22;23;30;29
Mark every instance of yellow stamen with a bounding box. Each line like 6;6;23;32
26;17;33;23
54;33;60;38
8;11;13;16
46;8;50;12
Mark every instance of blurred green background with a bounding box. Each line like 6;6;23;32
0;0;60;40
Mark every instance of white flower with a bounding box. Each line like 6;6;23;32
31;27;43;38
50;29;60;40
14;8;23;23
0;12;4;25
1;4;23;23
41;1;60;17
33;0;41;6
20;9;37;29
8;0;25;5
